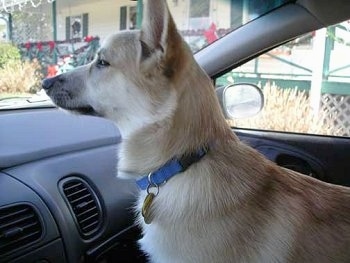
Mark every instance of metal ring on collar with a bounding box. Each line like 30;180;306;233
147;172;159;196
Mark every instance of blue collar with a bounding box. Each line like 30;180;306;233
136;146;208;190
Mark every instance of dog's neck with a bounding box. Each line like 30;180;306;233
117;64;236;179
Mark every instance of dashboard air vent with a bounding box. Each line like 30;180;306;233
0;204;43;256
60;177;103;238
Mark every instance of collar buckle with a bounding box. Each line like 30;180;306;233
136;145;209;190
138;146;209;224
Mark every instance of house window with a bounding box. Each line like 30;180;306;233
65;13;88;40
120;5;137;30
188;0;211;33
71;15;82;38
129;6;137;29
190;0;210;18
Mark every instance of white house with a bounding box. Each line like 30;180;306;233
56;0;233;41
2;0;240;43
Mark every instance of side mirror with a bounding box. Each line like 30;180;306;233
216;83;264;119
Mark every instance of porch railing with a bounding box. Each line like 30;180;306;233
18;36;100;77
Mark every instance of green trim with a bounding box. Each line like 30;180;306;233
120;6;127;30
328;64;350;75
136;0;143;29
323;27;334;80
322;82;350;95
52;1;57;64
8;13;12;42
82;13;89;37
65;16;70;40
266;53;312;73
232;77;311;91
52;2;57;41
217;76;350;95
230;0;243;28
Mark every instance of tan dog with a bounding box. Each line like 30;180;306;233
43;0;350;262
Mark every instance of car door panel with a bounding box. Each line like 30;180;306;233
235;129;350;187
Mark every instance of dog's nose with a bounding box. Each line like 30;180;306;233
42;76;58;91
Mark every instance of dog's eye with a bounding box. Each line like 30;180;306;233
96;59;110;68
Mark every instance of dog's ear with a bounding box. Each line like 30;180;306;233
140;0;172;54
140;0;183;77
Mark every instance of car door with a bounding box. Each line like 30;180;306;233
202;3;350;187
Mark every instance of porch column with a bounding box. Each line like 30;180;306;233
52;1;57;63
323;26;335;81
310;28;327;115
8;13;12;41
242;0;249;24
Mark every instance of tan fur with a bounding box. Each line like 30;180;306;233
43;0;350;262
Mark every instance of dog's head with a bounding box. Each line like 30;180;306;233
43;0;195;138
43;0;226;149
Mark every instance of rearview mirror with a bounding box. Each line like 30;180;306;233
216;83;264;119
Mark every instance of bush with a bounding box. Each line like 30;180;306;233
0;59;43;94
0;43;21;68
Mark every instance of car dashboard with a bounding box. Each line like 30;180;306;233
1;105;349;263
0;108;144;263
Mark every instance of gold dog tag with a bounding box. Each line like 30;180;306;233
142;193;155;224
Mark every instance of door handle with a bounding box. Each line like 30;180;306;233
276;154;317;177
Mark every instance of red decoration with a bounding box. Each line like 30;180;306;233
19;37;100;78
47;65;58;77
37;42;43;51
204;23;218;44
25;42;31;50
48;41;55;52
84;35;93;43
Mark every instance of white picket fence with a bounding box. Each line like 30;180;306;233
321;94;350;137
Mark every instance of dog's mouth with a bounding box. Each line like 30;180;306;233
68;105;101;117
75;106;96;115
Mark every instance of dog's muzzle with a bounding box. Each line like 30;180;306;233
42;76;101;117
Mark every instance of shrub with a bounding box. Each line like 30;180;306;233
0;59;43;94
0;43;21;68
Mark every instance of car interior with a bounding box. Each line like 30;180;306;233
1;0;349;262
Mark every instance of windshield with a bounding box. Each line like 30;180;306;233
0;0;290;107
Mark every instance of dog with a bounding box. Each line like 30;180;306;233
42;0;350;262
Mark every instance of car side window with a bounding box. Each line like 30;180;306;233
217;21;350;137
